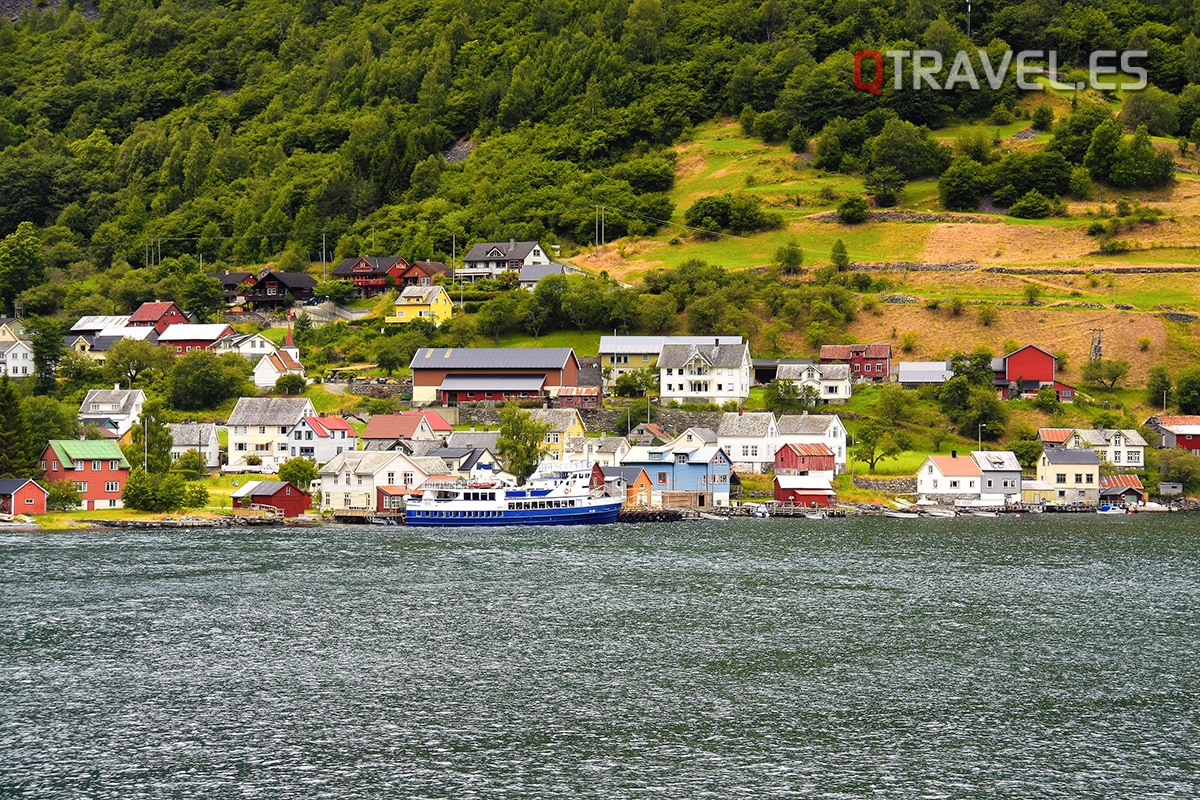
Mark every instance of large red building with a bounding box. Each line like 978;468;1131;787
819;343;891;381
40;440;131;511
231;481;312;517
409;347;580;406
774;443;836;475
128;301;190;334
993;345;1074;401
157;323;236;353
774;475;837;507
332;257;409;297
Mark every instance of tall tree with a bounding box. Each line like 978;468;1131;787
0;375;35;477
24;395;80;464
179;274;225;322
0;222;47;315
122;400;173;473
104;338;158;388
496;405;553;484
24;316;65;396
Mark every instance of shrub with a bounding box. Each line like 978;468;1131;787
245;454;263;466
901;331;919;352
1009;189;1053;219
938;158;984;211
949;297;965;316
787;125;809;154
836;195;869;224
1031;104;1054;131
977;306;999;326
1023;283;1044;305
1139;336;1151;352
1069;167;1092;199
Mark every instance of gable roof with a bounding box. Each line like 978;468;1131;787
71;315;130;332
925;455;984;477
129;301;182;322
167;422;216;449
262;351;303;372
361;413;436;440
231;480;308;498
45;439;130;467
210;271;255;288
446;430;501;450
657;342;748;369
777;442;835;458
1071;428;1148;447
820;343;891;360
717;411;775;437
898;361;954;384
298;416;356;438
598;465;652;484
259;270;318;290
331;256;406;277
406;260;450;276
777;414;840;436
80;389;144;416
530;408;584;431
463;240;542;262
228;397;315;426
778;363;850;381
519;263;569;283
410;347;575;371
1038;428;1074;444
157;324;234;342
1099;474;1144;491
399;285;447;302
0;478;47;496
969;450;1021;472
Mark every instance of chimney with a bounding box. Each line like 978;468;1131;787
509;238;515;251
951;450;957;458
470;425;476;432
114;383;120;390
738;408;743;416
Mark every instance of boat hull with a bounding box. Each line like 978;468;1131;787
406;500;622;527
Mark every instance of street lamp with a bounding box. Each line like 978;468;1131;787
978;422;985;452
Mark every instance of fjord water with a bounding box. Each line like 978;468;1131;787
2;516;1198;798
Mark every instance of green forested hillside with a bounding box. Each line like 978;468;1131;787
4;0;1200;285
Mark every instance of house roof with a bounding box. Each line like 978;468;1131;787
778;363;850;381
411;455;453;476
599;335;743;355
439;375;546;391
557;386;600;397
717;411;775;437
320;451;410;475
300;416;356;438
407;260;450;276
129;301;181;322
228;397;315;426
0;339;31;356
167;422;216;448
777;414;840;436
45;439;130;467
210;271;255;288
1150;415;1200;427
774;475;837;492
157;324;233;342
97;325;157;341
71;315;130;332
361;413;435;440
530;408;584;431
262;351;303;372
898;361;954;383
446;430;501;450
0;478;46;496
463;240;542;262
925;455;984;477
1071;428;1148;447
519;263;570;283
1100;474;1145;491
79;389;144;417
1002;343;1057;361
630;423;670;440
231;480;303;499
657;342;748;369
398;285;446;302
1042;448;1100;465
778;443;834;458
260;271;318;289
820;343;891;360
331;256;406;276
598;465;651;484
411;347;575;371
1038;428;1074;444
970;450;1021;472
426;446;484;471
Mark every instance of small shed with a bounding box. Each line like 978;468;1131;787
1158;482;1184;496
1099;474;1145;505
773;475;837;508
231;480;312;517
1021;480;1057;505
555;386;601;409
0;479;48;516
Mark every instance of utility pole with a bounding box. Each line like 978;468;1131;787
322;233;327;282
143;412;150;472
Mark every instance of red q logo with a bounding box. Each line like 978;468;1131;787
853;50;884;95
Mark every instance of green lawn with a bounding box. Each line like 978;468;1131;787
496;329;602;355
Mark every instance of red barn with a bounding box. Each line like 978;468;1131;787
774;443;836;475
40;440;131;510
128;301;189;334
993;345;1073;401
409;347;580;406
1145;415;1200;451
231;480;312;516
157;323;236;353
0;479;48;516
820;343;891;381
774;475;837;507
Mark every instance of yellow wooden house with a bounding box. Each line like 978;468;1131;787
386;286;453;326
530;408;586;460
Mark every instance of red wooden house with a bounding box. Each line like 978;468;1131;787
992;345;1074;402
555;386;601;409
820;343;891;381
774;443;836;475
399;260;450;286
331;257;409;297
40;440;131;511
231;480;312;516
0;479;48;516
128;301;190;334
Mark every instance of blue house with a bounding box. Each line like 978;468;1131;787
620;434;734;507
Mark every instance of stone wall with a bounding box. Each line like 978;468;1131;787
853;476;916;494
452;405;728;435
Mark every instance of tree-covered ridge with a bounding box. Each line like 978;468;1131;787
4;0;1200;274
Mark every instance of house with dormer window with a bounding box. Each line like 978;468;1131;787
227;397;316;471
776;363;852;404
458;240;550;283
620;432;733;507
658;341;751;406
385;285;453;326
1064;428;1146;469
78;387;145;438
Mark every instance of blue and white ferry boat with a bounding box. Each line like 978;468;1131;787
405;463;622;527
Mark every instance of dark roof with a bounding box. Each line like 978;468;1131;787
657;342;748;369
407;260;450;276
519;263;570;283
410;347;575;371
259;271;318;289
0;478;46;496
599;465;651;483
463;241;542;262
1042;448;1100;465
210;272;255;287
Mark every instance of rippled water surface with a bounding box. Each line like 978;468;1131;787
3;516;1199;798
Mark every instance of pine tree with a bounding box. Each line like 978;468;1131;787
0;376;35;477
